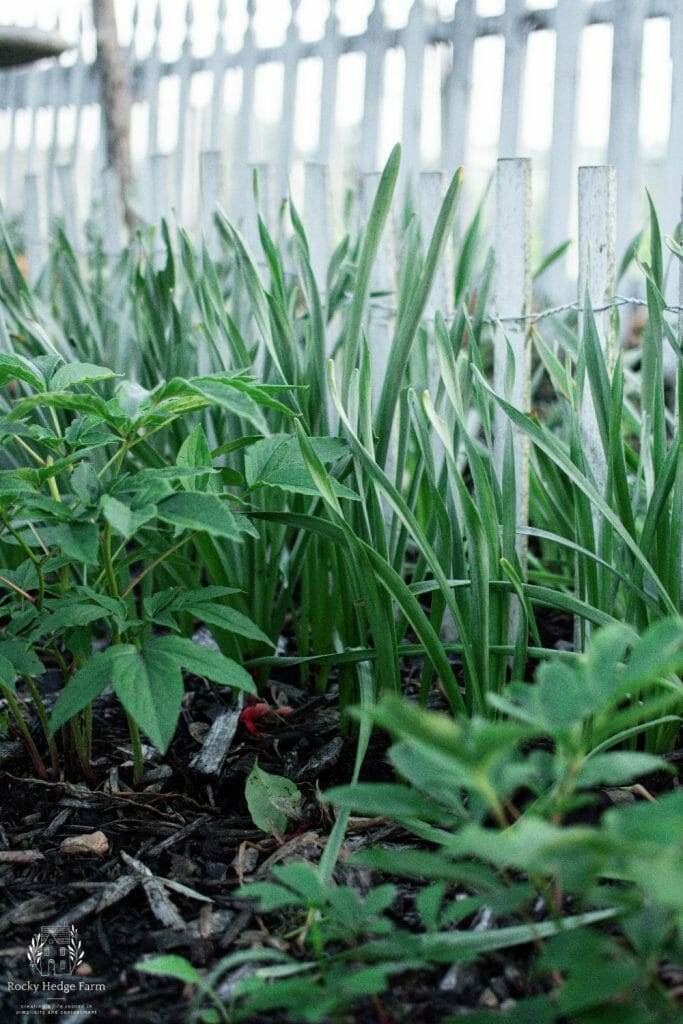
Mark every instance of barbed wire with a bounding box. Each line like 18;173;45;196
366;295;683;326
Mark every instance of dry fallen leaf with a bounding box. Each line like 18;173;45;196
60;831;109;857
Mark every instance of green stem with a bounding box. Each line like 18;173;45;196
0;517;46;608
23;675;60;777
1;685;47;778
127;714;144;785
103;523;120;599
121;532;194;599
69;717;97;785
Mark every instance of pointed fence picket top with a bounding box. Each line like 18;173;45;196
0;0;679;293
577;165;616;498
493;158;532;564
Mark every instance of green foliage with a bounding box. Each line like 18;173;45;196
0;345;282;773
133;623;682;1022
2;145;682;1020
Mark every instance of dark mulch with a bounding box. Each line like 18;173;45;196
0;613;679;1023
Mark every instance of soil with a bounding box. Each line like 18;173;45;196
0;611;680;1023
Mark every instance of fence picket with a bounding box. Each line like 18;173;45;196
664;0;683;242
608;0;647;262
318;1;339;166
275;1;301;203
45;55;63;227
209;0;228;152
499;0;528;158
3;72;17;209
231;2;257;220
143;3;163;221
24;172;47;285
24;65;40;176
360;169;396;410
0;0;678;284
68;13;88;184
442;0;475;176
544;0;586;298
577;165;616;497
493;158;532;562
174;0;195;223
401;0;426;198
360;1;386;173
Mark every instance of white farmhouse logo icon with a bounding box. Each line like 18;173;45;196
27;925;85;977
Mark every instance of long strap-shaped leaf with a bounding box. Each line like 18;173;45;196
374;167;464;468
476;369;677;615
341;144;401;404
327;360;477;709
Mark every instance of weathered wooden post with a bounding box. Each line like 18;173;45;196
148;152;171;268
359;170;397;413
499;0;528;158
24;172;47;286
493;158;532;564
577;165;616;498
418;170;453;424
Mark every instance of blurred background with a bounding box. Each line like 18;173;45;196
0;0;679;296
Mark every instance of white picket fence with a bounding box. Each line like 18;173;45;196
0;0;681;293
